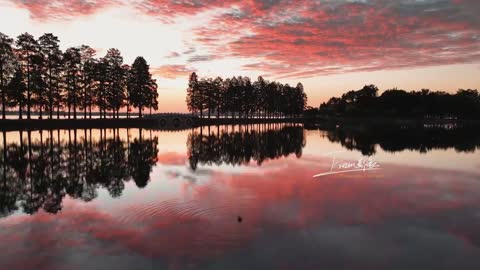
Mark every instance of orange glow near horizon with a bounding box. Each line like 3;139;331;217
0;0;479;112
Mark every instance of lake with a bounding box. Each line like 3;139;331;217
0;123;479;269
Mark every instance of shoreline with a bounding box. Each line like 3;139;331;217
0;116;478;131
0;118;158;131
306;116;480;126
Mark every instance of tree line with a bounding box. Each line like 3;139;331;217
315;85;480;119
0;129;158;217
186;72;307;119
0;32;158;120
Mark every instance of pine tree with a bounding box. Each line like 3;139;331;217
39;33;62;119
0;32;16;119
92;58;108;118
147;78;158;116
30;52;46;118
16;33;39;119
186;72;198;116
6;68;27;119
63;47;81;119
104;48;125;118
78;45;95;119
128;57;156;118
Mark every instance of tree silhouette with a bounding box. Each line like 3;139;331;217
186;72;198;116
0;33;16;120
93;58;109;118
320;85;480;119
213;76;223;118
16;33;40;119
39;33;62;119
63;47;82;119
79;45;96;119
0;32;160;120
186;73;308;119
104;48;126;119
6;68;27;119
253;76;267;118
147;78;158;117
128;57;157;118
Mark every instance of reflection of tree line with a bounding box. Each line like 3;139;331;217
187;124;305;170
306;123;480;155
0;129;158;218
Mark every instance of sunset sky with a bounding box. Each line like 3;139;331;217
1;0;479;112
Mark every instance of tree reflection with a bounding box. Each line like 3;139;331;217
0;128;158;217
306;123;480;155
187;124;305;170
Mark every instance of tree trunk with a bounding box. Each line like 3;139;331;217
139;106;142;118
1;64;4;120
19;101;23;119
73;100;77;119
49;102;53;120
27;57;31;120
49;59;53;120
73;77;77;119
84;98;87;119
1;91;5;120
27;89;31;119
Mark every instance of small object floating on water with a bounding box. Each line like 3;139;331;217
237;216;242;223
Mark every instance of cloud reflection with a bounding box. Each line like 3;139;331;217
1;154;479;269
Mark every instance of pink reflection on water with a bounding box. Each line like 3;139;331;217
0;155;479;269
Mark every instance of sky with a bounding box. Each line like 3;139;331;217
0;0;479;112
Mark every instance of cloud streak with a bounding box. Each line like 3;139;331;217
152;64;197;79
138;0;480;78
11;0;121;21
7;0;480;79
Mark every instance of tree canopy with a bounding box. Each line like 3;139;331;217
186;73;307;118
319;85;480;119
0;31;159;119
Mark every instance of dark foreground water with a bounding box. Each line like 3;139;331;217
0;124;479;270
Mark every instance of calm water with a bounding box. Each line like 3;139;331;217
0;124;479;270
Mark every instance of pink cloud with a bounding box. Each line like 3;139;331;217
11;0;120;21
138;0;480;78
152;65;196;79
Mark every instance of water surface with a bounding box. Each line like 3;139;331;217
0;124;479;269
